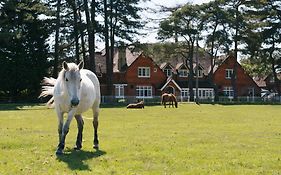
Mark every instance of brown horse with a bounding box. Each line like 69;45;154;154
161;93;178;108
127;101;144;109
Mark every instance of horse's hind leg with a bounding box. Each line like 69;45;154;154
92;107;100;149
74;114;84;150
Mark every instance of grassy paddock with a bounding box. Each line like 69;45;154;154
0;103;281;174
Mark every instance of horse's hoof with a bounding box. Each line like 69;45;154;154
55;149;63;155
74;146;82;150
93;144;99;150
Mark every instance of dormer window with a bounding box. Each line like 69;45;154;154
164;68;172;77
225;69;233;79
138;67;150;78
197;69;203;78
179;69;188;77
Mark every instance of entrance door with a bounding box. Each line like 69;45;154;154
166;86;175;94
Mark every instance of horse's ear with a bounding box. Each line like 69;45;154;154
78;61;84;70
62;61;69;71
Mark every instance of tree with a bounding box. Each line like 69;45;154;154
253;0;281;94
0;0;51;100
158;4;202;102
200;0;232;100
102;0;143;96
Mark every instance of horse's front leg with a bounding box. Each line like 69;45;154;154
56;109;76;155
74;114;84;150
92;107;100;149
55;109;64;154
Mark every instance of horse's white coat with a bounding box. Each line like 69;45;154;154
40;61;100;154
54;68;100;114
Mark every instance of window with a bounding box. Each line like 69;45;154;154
197;69;203;78
164;68;172;77
205;89;213;98
181;88;189;97
270;77;275;83
136;86;152;98
114;84;126;98
248;87;255;96
179;69;188;77
138;67;150;78
225;69;233;79
223;86;234;98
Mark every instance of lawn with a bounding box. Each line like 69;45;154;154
0;103;281;175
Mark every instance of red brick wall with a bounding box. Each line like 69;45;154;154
213;55;261;96
125;54;167;96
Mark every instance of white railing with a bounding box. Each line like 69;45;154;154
100;95;281;104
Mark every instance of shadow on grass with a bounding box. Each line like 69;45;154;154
0;103;41;111
56;149;106;171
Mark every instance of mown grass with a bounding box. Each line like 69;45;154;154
0;103;281;175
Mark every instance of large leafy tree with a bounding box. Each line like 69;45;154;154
200;0;232;100
102;0;143;96
158;4;202;101
253;0;281;94
0;0;51;100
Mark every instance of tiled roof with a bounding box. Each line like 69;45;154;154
253;77;266;88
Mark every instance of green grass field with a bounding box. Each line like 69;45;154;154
0;103;281;175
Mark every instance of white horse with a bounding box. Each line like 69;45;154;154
40;61;100;155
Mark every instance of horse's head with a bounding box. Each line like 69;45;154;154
62;61;84;107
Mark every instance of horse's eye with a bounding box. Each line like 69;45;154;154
80;79;82;82
66;78;68;82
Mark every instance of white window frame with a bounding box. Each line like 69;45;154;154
225;69;233;79
179;69;188;77
164;68;172;77
223;86;234;98
181;88;189;97
248;87;255;96
136;86;152;98
197;69;203;78
114;84;126;98
138;67;150;78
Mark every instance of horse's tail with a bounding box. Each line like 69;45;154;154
38;77;56;108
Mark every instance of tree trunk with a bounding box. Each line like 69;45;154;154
53;0;61;77
104;0;112;96
232;5;239;101
78;7;86;64
68;0;80;63
83;0;95;72
90;0;96;72
188;41;195;102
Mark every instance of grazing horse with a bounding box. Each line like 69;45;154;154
127;101;144;109
161;93;178;108
39;61;100;155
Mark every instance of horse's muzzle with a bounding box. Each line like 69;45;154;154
71;99;80;107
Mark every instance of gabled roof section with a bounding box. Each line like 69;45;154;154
126;45;142;67
193;63;204;70
253;76;266;88
160;77;182;91
175;62;188;70
160;62;174;70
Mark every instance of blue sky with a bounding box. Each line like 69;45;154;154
135;0;211;45
96;0;212;50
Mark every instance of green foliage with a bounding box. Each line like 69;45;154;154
1;104;281;174
240;56;271;77
0;0;51;99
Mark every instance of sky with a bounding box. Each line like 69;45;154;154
134;0;212;44
96;0;212;50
